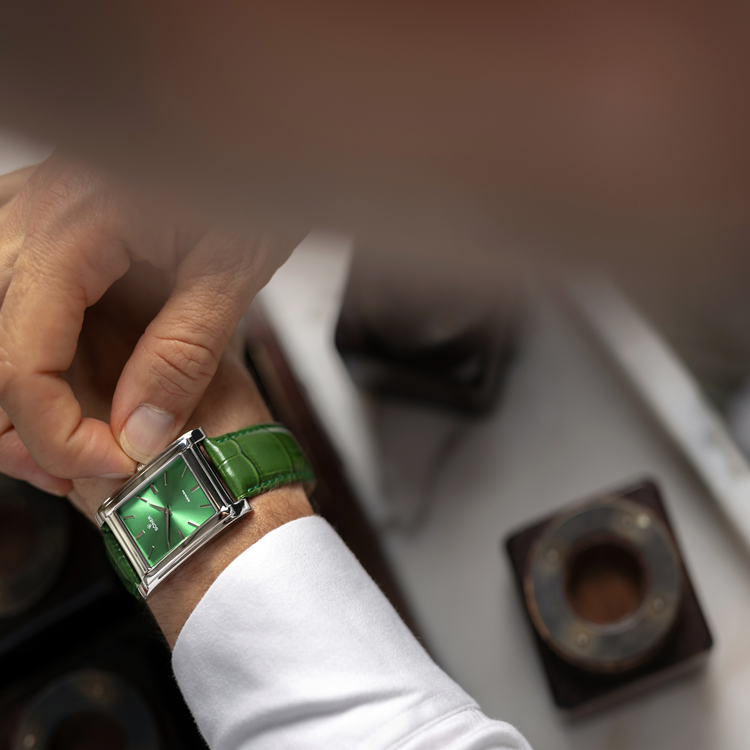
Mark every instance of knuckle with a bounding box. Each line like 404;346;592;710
149;330;221;400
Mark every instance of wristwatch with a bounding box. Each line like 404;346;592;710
95;423;314;599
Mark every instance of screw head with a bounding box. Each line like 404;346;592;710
652;597;665;612
545;549;560;564
576;632;589;647
636;514;650;529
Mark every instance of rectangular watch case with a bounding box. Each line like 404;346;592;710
95;428;249;598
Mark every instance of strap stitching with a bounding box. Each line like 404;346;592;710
210;424;286;444
237;470;315;499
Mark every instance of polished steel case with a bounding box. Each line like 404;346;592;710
95;428;248;598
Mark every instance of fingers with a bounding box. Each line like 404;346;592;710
0;160;138;478
0;410;72;496
111;229;298;462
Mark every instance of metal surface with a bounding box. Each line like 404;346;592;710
95;428;248;598
525;497;682;673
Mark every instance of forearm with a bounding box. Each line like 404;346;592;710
69;343;313;647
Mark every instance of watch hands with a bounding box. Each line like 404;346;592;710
147;501;167;512
165;507;171;550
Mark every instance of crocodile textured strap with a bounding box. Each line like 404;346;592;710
203;423;315;502
101;523;141;597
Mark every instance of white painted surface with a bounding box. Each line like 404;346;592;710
260;236;750;750
0;129;53;174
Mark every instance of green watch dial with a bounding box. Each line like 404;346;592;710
115;456;216;566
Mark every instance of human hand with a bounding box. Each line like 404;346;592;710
59;261;312;645
0;154;303;494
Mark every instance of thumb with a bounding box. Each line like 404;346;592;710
111;229;298;463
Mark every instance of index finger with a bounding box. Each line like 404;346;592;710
0;184;136;478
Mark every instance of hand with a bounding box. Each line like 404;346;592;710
59;260;312;646
0;154;304;494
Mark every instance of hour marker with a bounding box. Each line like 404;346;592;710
123;515;135;520
147;545;154;559
163;472;168;486
181;464;188;478
177;528;185;540
188;521;200;528
135;530;145;539
199;504;211;508
190;484;200;493
138;496;148;503
150;483;158;494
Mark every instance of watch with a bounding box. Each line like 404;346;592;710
95;423;314;599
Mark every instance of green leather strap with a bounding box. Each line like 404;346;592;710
203;423;315;501
101;523;141;597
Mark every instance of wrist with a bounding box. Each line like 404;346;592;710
148;483;312;648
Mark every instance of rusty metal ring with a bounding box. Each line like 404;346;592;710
524;497;682;673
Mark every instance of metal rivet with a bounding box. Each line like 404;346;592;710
545;549;560;564
636;514;650;528
576;633;589;647
652;597;665;612
22;734;36;749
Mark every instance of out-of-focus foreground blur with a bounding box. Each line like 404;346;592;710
4;3;750;749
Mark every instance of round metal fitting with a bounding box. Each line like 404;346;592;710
524;497;683;673
13;670;161;750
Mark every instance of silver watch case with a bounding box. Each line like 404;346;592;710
95;428;249;599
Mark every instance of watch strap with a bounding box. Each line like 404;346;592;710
101;523;141;597
203;423;314;502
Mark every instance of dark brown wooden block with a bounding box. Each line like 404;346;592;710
504;479;713;716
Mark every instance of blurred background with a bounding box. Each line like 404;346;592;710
3;3;750;746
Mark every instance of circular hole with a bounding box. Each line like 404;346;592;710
47;710;127;750
0;504;37;576
566;539;647;624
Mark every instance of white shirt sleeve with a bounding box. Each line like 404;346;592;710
172;516;532;750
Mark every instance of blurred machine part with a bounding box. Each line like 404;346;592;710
0;476;207;750
335;250;520;414
12;669;160;750
506;480;712;715
0;488;68;619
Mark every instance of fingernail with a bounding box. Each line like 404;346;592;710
100;472;135;480
121;405;175;463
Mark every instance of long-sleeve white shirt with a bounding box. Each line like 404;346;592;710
173;516;532;749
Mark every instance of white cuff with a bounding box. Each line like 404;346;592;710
173;516;530;750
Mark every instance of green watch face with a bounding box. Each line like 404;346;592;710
116;456;216;566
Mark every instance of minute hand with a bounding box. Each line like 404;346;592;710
164;507;172;550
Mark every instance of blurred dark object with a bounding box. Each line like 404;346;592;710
505;480;713;716
335;251;519;413
0;622;204;750
0;477;207;749
0;480;112;663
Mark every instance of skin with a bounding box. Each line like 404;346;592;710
62;259;313;648
3;2;750;495
1;1;749;279
0;159;305;494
